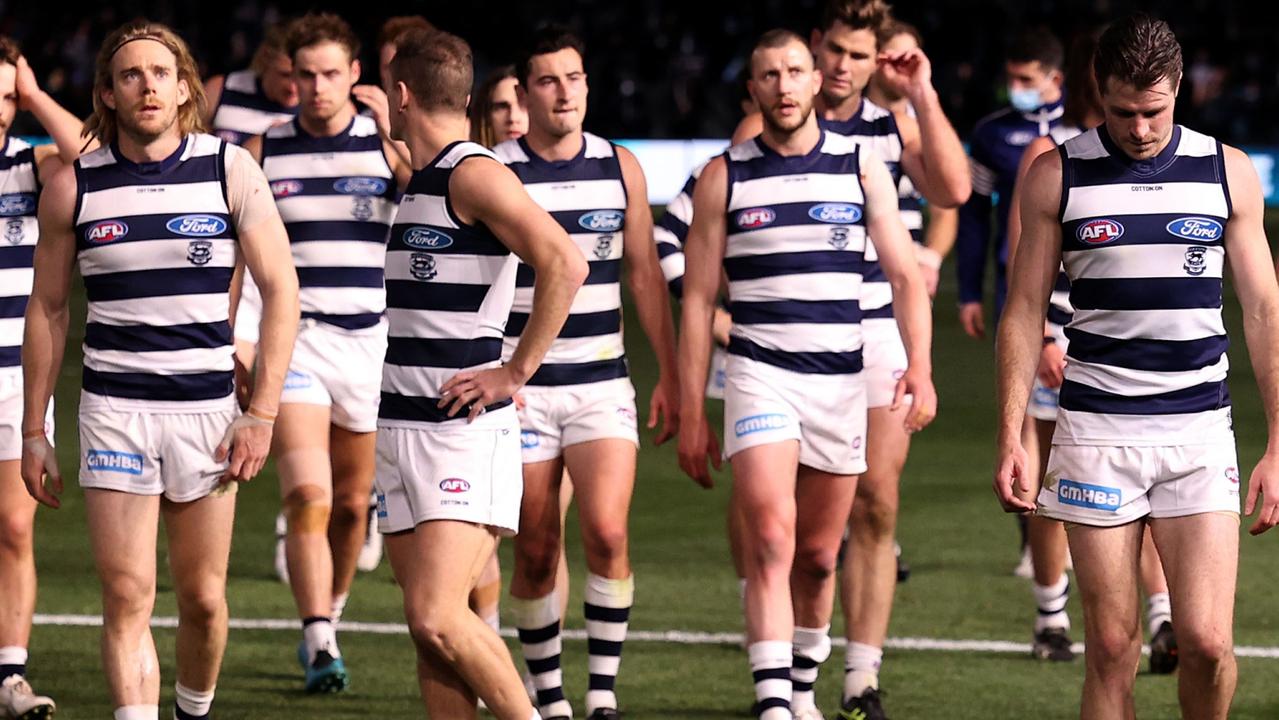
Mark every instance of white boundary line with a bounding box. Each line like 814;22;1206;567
33;613;1279;659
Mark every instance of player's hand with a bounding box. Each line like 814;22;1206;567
1245;451;1279;535
711;307;733;347
1037;341;1066;389
958;301;985;339
14;56;43;111
916;246;942;298
513;392;527;411
21;433;62;509
892;366;937;433
233;353;254;412
648;373;680;445
216;412;274;483
877;48;933;100
677;413;721;489
994;437;1036;513
352;85;392;137
439;366;521;422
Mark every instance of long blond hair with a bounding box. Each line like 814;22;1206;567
83;20;207;144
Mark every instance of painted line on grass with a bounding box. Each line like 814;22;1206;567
33;613;1279;659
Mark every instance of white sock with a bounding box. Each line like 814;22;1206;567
331;592;350;624
114;706;160;720
791;625;831;711
749;640;792;720
1147;592;1172;637
0;646;27;666
844;641;882;700
1033;574;1071;633
174;683;215;718
512;593;570;719
584;573;634;714
302;619;340;663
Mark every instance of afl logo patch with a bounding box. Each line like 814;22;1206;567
736;207;775;229
167;215;228;237
86;220;129;244
1183;246;1208;276
1166;217;1223;242
271;179;303;198
1076;219;1124;245
403;226;454;250
808;203;862;224
333;177;389;196
579;209;624;232
439;478;470;493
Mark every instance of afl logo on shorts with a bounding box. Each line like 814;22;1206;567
1183;246;1208;276
439;478;470;494
86;220;129;244
1076;219;1124;245
579;210;624;232
736;207;775;229
167;215;228;237
186;240;213;266
1166;216;1223;242
271;179;303;198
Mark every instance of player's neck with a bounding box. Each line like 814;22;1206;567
760;114;822;157
402;114;468;171
816;90;862;122
298;102;356;138
524;127;583;162
866;85;904;114
115;127;184;164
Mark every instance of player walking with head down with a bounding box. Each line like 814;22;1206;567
22;20;299;720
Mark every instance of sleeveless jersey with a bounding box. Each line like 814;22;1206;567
653;161;707;299
0;137;40;369
211;69;297;146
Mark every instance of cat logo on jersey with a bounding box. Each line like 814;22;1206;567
594;235;614;259
1076;219;1124;245
409;252;437;281
1183;246;1208;276
187;240;213;266
86;220;129;244
829;227;850;250
736;207;775;229
5;219;23;245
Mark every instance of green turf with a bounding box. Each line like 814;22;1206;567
18;212;1279;718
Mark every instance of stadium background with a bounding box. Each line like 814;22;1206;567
6;0;1279;718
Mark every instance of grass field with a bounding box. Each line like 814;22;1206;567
18;212;1279;719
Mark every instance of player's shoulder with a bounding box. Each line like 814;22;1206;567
223;69;257;93
971;106;1017;138
491;137;526;164
583;132;617;159
725;137;763;163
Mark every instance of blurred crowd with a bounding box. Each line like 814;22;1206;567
1;0;1274;144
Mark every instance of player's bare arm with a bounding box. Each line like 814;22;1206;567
884;48;970;208
994;150;1063;513
351;83;413;177
731;111;764;146
441;156;588;421
15;56;91;175
18;166;76;508
1220;145;1279;534
861;149;936;432
676;155;728;487
617;144;681;443
201;74;225;124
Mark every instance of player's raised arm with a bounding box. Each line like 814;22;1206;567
443;157;588;419
994;150;1062;513
677;155;728;487
860;149;935;432
19;166;76;507
15;56;92;173
885;48;970;208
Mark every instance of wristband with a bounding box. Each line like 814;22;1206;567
246;406;277;423
22;428;46;440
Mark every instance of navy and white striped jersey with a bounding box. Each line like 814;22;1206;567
379;142;518;427
1045;124;1084;329
261;115;395;331
211;69;297;146
653;161;706;299
1056;125;1233;445
0;137;40;370
494;133;628;387
820;99;908;320
723;130;867;376
74;134;239;409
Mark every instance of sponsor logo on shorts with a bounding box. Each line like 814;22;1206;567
616;406;637;426
0;193;36;216
1031;385;1059;407
1077;219;1124;245
402;226;454;250
1183;246;1208;276
735;207;775;229
1057;478;1121;512
376;493;388;519
85;220;129;244
284;370;312;390
578;209;624;232
439;478;470;494
166;214;228;237
86;449;144;476
333;177;389;196
808;203;862;224
1167;216;1223;242
520;431;540;449
734;413;790;437
852;436;863;450
1225;467;1240;484
271;179;304;198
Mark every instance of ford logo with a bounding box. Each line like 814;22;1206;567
736;207;776;229
85;220;129;243
166;215;228;237
333;177;389;196
578;209;624;232
0;194;36;216
403;226;454;249
271;179;303;198
808;203;863;224
1077;218;1125;245
1166;216;1223;242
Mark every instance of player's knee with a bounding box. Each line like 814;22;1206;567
283;485;331;535
101;573;156;621
579;518;627;560
0;508;33;554
406;606;462;659
1177;625;1232;667
793;541;839;582
852;487;899;537
746;515;795;572
1086;623;1141;668
515;534;561;585
176;583;226;628
328;491;366;530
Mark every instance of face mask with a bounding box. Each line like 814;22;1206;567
1009;86;1043;113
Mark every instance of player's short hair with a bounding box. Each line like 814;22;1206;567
469;65;517;148
1094;13;1183;93
0;36;20;66
378;16;434;52
286;12;361;62
250;19;294;75
1007;26;1064;71
878;18;922;50
516;24;585;85
84;20;207;145
819;0;891;36
389;28;472;114
1062;29;1103;128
